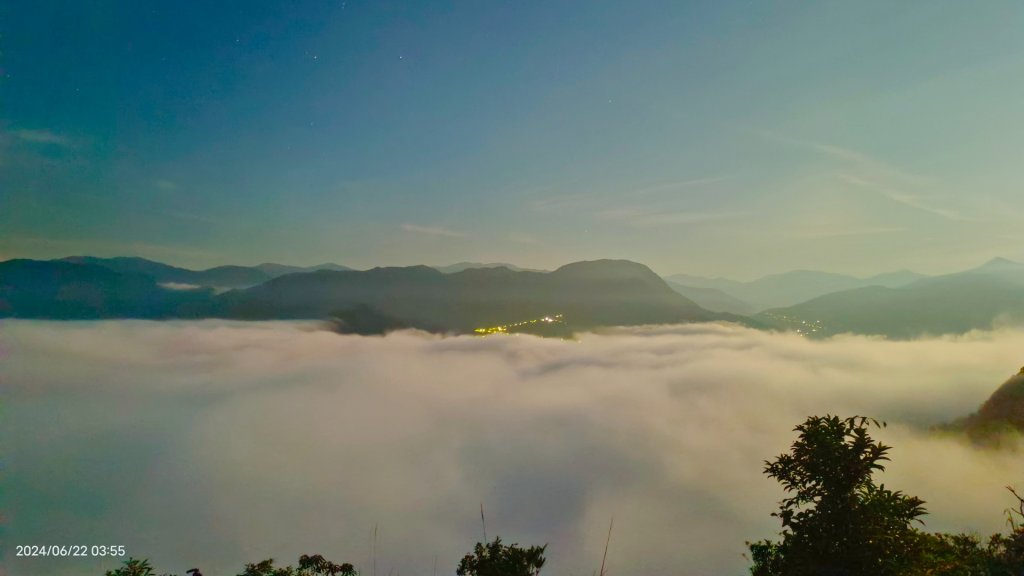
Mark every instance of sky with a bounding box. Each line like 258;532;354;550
3;1;1024;279
5;320;1024;575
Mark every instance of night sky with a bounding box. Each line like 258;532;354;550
4;1;1024;278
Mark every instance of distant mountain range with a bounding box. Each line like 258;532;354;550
665;281;756;316
430;262;547;274
215;259;740;332
254;262;353;277
758;258;1024;338
59;256;353;288
664;269;927;312
0;259;213;319
8;255;1024;338
0;257;744;334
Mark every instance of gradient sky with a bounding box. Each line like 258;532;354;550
3;0;1024;278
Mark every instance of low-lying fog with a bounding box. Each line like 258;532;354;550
4;320;1024;575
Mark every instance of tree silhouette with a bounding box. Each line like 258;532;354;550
237;554;357;576
105;558;178;576
456;537;547;576
749;415;927;576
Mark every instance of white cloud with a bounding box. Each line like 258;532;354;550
4;321;1023;575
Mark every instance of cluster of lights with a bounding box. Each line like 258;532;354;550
474;314;564;335
762;312;824;334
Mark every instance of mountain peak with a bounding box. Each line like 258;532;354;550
978;257;1022;270
62;255;162;266
554;259;655;276
432;262;541;273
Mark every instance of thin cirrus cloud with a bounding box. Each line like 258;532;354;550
837;174;966;222
4;320;1023;576
761;130;968;223
528;176;737;230
400;223;467;238
758;130;925;184
787;224;908;239
595;207;740;228
11;128;72;146
528;176;730;217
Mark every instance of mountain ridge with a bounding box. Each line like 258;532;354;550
1;257;748;334
664;268;927;312
214;258;733;332
431;262;546;274
56;256;355;288
757;258;1024;338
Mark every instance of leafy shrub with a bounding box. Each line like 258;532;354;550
456;537;547;576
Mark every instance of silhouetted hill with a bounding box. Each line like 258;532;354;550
0;257;761;333
665;269;926;311
947;369;1024;446
255;262;354;276
327;304;412;334
909;257;1024;288
970;371;1024;430
666;281;755;315
214;259;734;333
59;256;270;288
214;265;447;321
61;256;194;281
0;259;211;318
866;269;928;287
58;256;355;288
758;258;1024;338
431;262;546;273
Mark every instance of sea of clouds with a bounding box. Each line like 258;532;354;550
4;320;1024;576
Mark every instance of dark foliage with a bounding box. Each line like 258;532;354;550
105;557;173;576
456;537;547;576
749;415;927;576
328;304;412;335
103;553;356;576
237;554;357;576
750;415;1024;575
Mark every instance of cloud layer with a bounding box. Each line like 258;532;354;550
4;321;1024;575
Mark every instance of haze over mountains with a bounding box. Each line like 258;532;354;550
6;255;1024;339
58;256;353;288
760;257;1024;338
664;282;757;316
219;259;734;332
429;261;547;274
665;268;927;311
